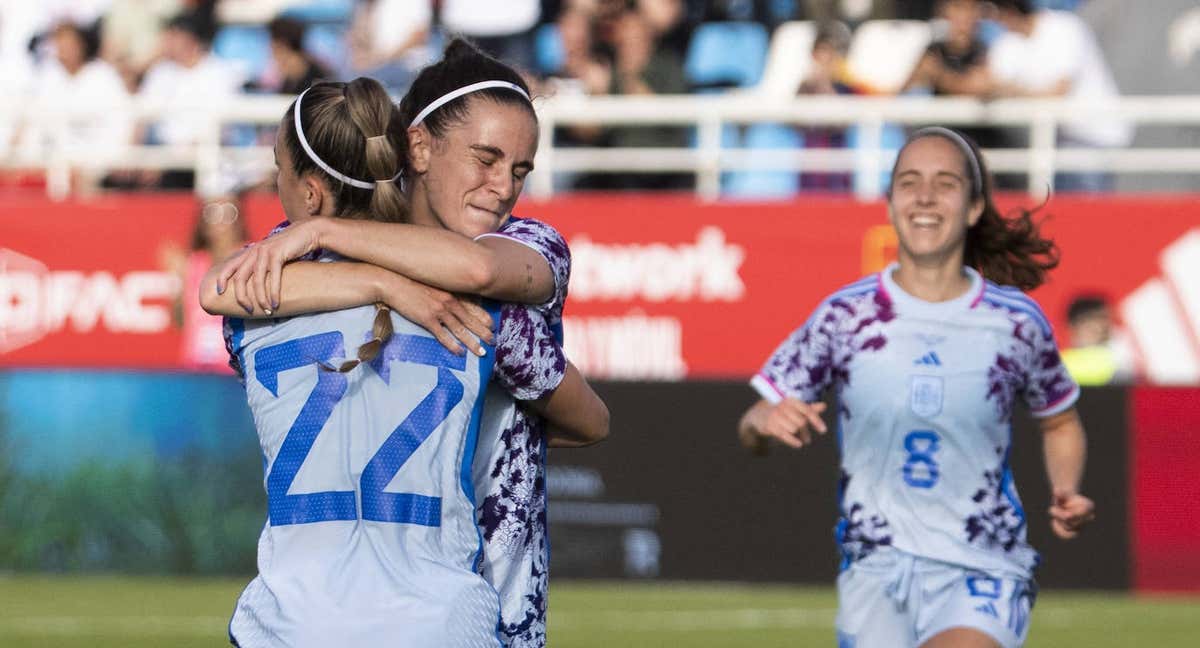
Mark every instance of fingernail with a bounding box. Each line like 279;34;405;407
244;305;253;315
265;309;273;316
216;284;224;295
475;346;486;357
272;300;279;310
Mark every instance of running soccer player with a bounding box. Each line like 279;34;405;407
213;77;587;647
204;42;604;648
737;127;1095;648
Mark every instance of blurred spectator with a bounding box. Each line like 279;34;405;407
119;10;244;190
160;193;247;372
346;0;433;92
1061;295;1136;385
547;5;612;95
798;20;865;94
985;0;1132;191
797;21;862;191
901;0;987;96
585;8;691;190
17;20;133;192
100;0;183;91
265;16;330;95
440;0;541;72
900;0;1011;178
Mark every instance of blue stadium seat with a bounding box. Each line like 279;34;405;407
722;124;802;199
281;0;354;24
213;25;271;84
685;22;769;92
535;23;564;76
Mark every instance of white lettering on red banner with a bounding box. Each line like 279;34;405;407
0;248;178;354
563;311;687;380
569;226;745;303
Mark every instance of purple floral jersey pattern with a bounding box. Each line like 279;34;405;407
978;282;1080;421
752;266;1078;579
475;216;571;648
480;216;572;328
492;303;566;401
752;274;895;409
965;446;1028;554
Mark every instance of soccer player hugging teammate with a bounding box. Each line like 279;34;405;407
202;42;607;648
738;128;1095;648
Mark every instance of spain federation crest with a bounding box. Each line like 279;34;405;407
910;375;944;418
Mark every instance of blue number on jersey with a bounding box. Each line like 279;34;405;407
360;334;466;526
254;331;467;527
256;331;357;526
901;430;941;488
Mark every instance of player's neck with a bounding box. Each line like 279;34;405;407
892;255;972;303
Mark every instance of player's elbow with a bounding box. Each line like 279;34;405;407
461;248;501;295
584;400;611;446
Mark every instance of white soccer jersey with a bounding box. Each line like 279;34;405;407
225;302;509;648
753;264;1079;579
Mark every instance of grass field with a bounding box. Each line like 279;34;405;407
1;576;1197;647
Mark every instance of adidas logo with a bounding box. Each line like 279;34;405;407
1120;228;1200;384
914;351;942;367
974;602;1000;618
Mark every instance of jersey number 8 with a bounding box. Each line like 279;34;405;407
902;430;941;489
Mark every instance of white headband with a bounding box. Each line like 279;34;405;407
293;87;401;190
910;126;983;194
410;80;531;128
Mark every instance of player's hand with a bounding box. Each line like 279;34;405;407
760;399;828;449
381;275;494;356
217;220;324;315
1049;489;1095;540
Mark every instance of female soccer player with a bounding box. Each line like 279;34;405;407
212;75;594;647
737;127;1095;648
203;41;602;647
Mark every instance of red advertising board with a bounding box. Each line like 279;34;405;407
2;193;1198;379
1130;387;1200;592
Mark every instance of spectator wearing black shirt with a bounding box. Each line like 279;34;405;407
267;17;330;95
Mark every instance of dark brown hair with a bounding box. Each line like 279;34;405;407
397;38;535;142
890;127;1059;291
281;77;407;371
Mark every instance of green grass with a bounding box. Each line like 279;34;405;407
0;576;1196;647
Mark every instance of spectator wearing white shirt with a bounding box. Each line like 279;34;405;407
130;10;243;189
19;20;132;192
346;0;433;92
986;0;1132;192
439;0;540;72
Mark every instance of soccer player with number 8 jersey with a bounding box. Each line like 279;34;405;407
738;127;1095;648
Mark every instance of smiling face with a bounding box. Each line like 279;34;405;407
407;97;538;238
888;135;983;267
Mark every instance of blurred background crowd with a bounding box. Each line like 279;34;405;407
0;0;1138;196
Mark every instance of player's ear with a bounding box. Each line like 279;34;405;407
407;125;432;175
967;197;984;227
302;174;324;215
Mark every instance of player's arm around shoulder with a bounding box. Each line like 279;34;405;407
533;361;610;448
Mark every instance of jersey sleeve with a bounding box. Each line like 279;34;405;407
492;303;567;402
1017;308;1081;418
476;217;571;318
751;300;838;404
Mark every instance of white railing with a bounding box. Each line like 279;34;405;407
3;94;1200;201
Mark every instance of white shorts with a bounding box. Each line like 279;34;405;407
835;548;1035;648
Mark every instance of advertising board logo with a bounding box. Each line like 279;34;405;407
1120;228;1200;384
0;248;178;355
